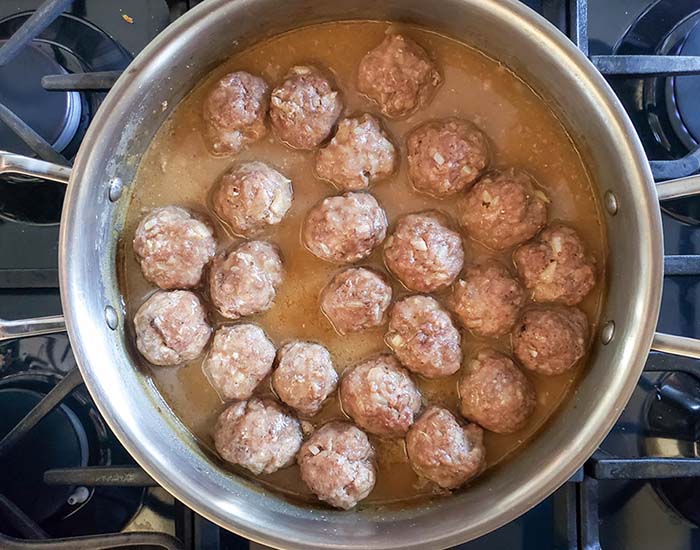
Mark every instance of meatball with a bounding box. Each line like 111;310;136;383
340;355;421;436
458;349;536;433
512;307;589;375
459;169;548;250
407;118;489;197
209;240;283;319
406;407;485;490
203;324;275;401
134;290;211;366
133;206;216;290
272;341;338;416
269;65;343;150
449;261;526;338
212;162;293;236
202;71;269;155
214;398;302;476
357;34;441;118
320;267;392;334
315;114;397;191
385;295;461;379
303;192;388;264
513;224;596;305
383;211;464;292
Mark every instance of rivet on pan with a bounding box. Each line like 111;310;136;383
601;321;615;345
104;305;119;330
604;191;618;215
108;178;124;202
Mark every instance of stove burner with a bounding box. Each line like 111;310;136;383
672;21;700;148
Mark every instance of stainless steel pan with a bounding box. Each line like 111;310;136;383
2;0;700;548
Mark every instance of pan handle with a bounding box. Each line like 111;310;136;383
0;151;71;184
0;316;66;342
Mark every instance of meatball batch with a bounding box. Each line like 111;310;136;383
303;192;388;264
270;65;343;149
209;240;284;319
272;341;338;416
459;168;548;250
202;71;269;155
214;398;302;476
385;295;462;378
320;267;392;334
514;224;596;305
133;206;216;290
406;407;485;490
298;422;376;509
407;118;490;197
316;114;397;191
340;354;422;436
512;307;589;376
458;349;536;433
212;161;293;236
384;211;464;292
134;290;211;366
358;34;441;118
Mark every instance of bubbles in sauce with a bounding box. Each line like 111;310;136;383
119;21;606;507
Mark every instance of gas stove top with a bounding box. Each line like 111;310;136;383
1;1;699;549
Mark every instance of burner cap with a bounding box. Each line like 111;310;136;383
673;22;700;145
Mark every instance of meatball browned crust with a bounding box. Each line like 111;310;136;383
270;65;343;150
459;169;548;250
406;406;485;490
385;295;461;379
512;307;589;375
203;71;269;155
357;34;441;118
212;161;293;236
316;114;397;191
272;341;338;416
133;206;216;290
209;240;284;319
383;211;464;292
203;324;276;401
298;422;376;509
449;261;526;338
214;398;302;475
458;349;536;433
303;192;388;264
134;290;211;366
513;224;596;305
407;118;489;197
340;354;421;436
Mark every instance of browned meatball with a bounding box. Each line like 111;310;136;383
303;192;388;264
315;114;397;191
458;349;536;433
272;341;338;416
514;224;596;305
406;407;485;490
459;169;548;250
383;211;464;292
385;295;461;379
512;307;589;375
134;290;211;366
269;65;343;150
340;355;421;436
214;398;302;476
407;118;489;197
209;240;283;319
133;206;216;290
320;267;392;334
357;34;441;118
203;324;275;400
212;162;292;236
449;261;526;338
202;71;269;155
298;422;376;509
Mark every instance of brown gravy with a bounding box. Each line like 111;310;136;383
119;21;606;506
